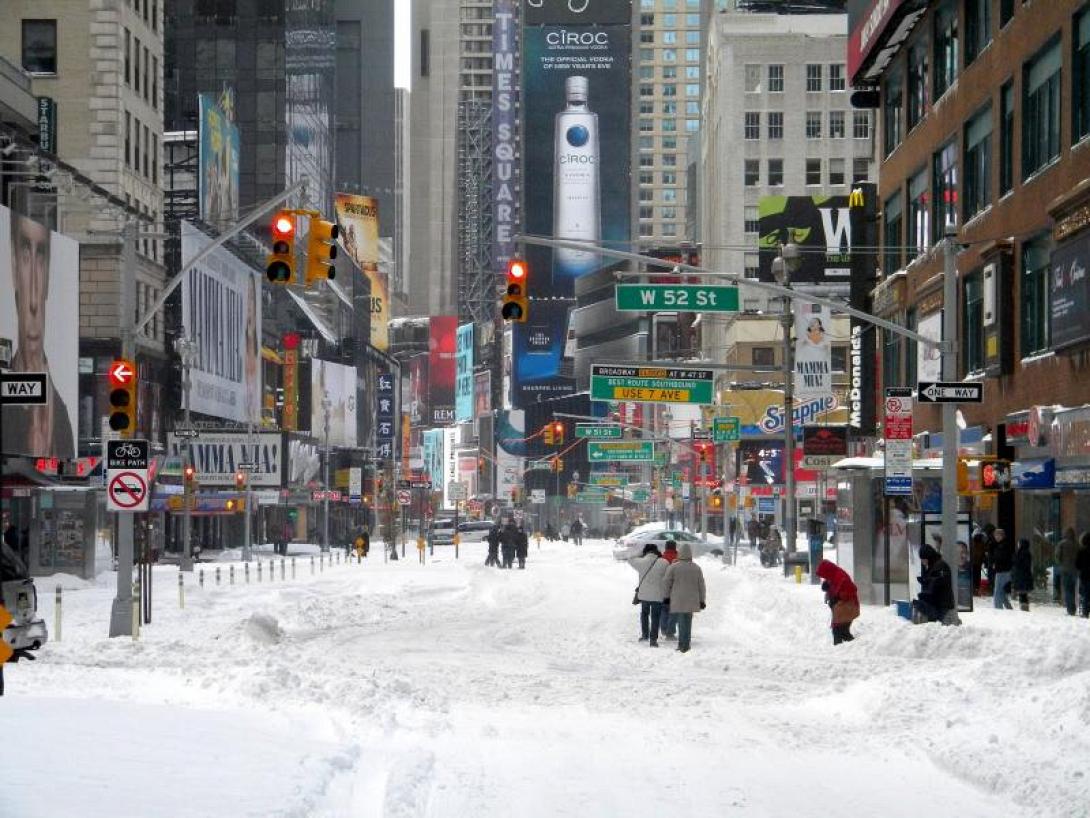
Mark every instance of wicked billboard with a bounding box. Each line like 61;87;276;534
758;195;853;285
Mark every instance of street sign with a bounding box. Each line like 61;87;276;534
801;455;837;469
530;488;546;504
588;473;625;486
529;460;553;472
631;488;650;503
448;481;468;500
615;284;739;313
916;381;984;403
0;372;47;405
396;489;412;506
575;423;622;439
236;462;258;471
410;479;433;490
108;471;148;510
397;479;412;490
590;364;715;405
108;358;135;387
712;416;741;443
575;492;607;504
311;490;342;501
691;429;711;440
884;387;913;496
173;428;200;439
587;441;655;462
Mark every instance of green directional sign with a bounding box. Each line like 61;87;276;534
575;492;608;504
616;284;739;313
653;450;668;466
590;364;715;406
576;423;622;439
528;460;553;472
588;441;655;462
631;488;650;503
713;416;741;443
589;473;625;487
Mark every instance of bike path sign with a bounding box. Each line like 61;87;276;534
106;439;150;512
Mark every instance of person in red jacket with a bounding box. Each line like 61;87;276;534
660;540;680;640
815;559;860;645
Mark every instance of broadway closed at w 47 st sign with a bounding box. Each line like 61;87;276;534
590;365;714;405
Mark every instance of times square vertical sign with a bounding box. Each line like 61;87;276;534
493;0;519;278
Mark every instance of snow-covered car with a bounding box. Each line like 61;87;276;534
612;528;723;560
456;520;495;543
428;518;457;548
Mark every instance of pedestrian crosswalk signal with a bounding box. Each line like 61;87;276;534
266;212;297;283
501;259;529;322
305;218;339;285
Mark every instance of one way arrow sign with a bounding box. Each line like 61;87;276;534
916;381;983;403
0;372;48;405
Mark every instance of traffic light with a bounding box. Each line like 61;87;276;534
696;443;711;463
553;457;564;473
710;489;723;510
552;421;565;445
235;470;247;490
266;211;297;283
305;217;339;285
981;459;1012;492
543;423;554;445
107;357;137;436
477;456;486;475
501;259;529;322
183;463;197;485
225;497;237;512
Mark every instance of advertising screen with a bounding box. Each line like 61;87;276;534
429;316;458;425
334;193;388;351
516;3;631;406
310;359;358;447
758;195;853;285
455;322;474;422
198;89;240;227
0;205;79;458
181;222;263;425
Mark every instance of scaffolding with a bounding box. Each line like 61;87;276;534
456;98;494;327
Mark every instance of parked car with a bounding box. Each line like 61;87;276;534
427;518;458;548
612;527;723;560
457;520;495;543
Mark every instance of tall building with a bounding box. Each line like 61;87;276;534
635;0;705;244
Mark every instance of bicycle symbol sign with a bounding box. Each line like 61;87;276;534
106;438;149;470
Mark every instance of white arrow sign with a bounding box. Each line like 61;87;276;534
916;381;983;404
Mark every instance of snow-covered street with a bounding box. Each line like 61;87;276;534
4;540;1089;818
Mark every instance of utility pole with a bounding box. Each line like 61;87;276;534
242;420;254;562
773;244;799;561
941;223;961;624
177;335;198;572
322;393;331;553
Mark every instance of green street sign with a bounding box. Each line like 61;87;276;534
528;460;553;472
576;424;623;439
631;489;650;503
590;364;715;405
589;473;625;486
588;441;655;462
653;450;668;466
713;416;741;443
615;284;739;313
575;492;608;504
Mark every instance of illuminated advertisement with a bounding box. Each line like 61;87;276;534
375;368;395;462
516;1;631;406
198;89;240;227
455;322;475;422
408;353;428;427
429;316;458;425
334;193;388;351
492;0;518;276
310;359;357;447
758;195;853;285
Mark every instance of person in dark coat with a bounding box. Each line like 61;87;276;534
816;559;860;644
500;521;518;569
969;531;988;595
570;516;584;546
1011;537;1034;611
515;525;529;569
1055;528;1079;616
913;544;957;624
989;528;1014;609
1076;532;1090;618
485;524;501;567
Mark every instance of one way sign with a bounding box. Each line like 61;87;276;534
916;381;983;403
0;372;48;405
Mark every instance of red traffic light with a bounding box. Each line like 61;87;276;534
273;214;295;237
183;464;196;482
508;259;527;280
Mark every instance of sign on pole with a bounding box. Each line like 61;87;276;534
712;416;741;443
0;372;48;405
396;489;412;506
575;423;623;439
587;441;655;462
590;365;714;405
615;284;739;313
106;439;150;512
916;381;984;403
448;481;468;501
884;388;913;496
530;488;546;504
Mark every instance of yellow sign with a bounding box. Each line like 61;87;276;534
0;605;13;663
612;387;691;402
334;193;387;351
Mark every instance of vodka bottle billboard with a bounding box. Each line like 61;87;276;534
552;76;600;277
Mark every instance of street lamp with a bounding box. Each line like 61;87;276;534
771;242;800;563
321;392;332;554
176;334;199;572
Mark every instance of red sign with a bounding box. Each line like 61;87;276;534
847;0;908;83
108;471;147;509
109;358;135;387
884;395;913;440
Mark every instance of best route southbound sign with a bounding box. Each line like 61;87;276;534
916;381;984;403
615;284;739;313
106;439;150;512
590;365;715;405
587;441;655;462
0;372;47;405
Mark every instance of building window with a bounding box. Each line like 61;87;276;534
134;118;141;177
663;154;677;166
152;134;158;184
1022;37;1061;179
963;105;992;221
662;223;678;237
806;159;822;186
768;64;784;92
639;188;653;202
685;83;700;97
752;346;775;366
640;84;654;97
663;84;677;96
908;38;929;129
639;65;653;80
124;111;131;167
829;158;845;186
963;271;984;373
1076;6;1090;144
143;46;150;102
641;30;655;44
685;49;699;62
640;48;654;62
124;28;131;85
639;118;654;132
933;0;959;99
768;158;783;186
685;66;699;79
640;13;654;25
829;110;845;139
853;111;871;139
744;206;759;235
768;111;783;139
744;112;760;140
640;206;653;220
143;124;149;178
831;345;848;372
661;206;677;219
1021;235;1051;356
663;48;677;62
663;31;678;45
806;111;822;139
662;118;677;132
965;0;991;64
932;140;957;241
883;68;904;155
853;158;870;183
640;223;654;237
134;37;141;95
908;167;930;258
22;19;57;74
745;160;760;186
662;188;678;203
639;171;653;185
152;56;158;108
639;153;654;168
829;63;846;91
686;31;699;45
640;101;654;115
884;191;903;275
685;101;699;115
1000;79;1015;194
806;63;822;92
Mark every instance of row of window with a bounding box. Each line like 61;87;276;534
124;110;158;186
639;64;701;81
639;47;701;63
743;110;871;140
638;172;680;186
638;188;681;203
638;222;683;238
639;30;701;45
640;0;701;10
128;0;158;32
638;118;701;133
639;12;701;27
639;206;680;220
124;27;159;110
639;83;701;98
639;100;701;115
744;63;846;94
744;158;870;188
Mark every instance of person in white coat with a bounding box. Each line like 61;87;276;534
663;543;707;653
628;544;669;647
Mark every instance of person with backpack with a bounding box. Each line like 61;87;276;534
815;559;860;644
628;544;669;647
662;543;706;653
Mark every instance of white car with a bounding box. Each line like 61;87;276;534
612;528;723;561
457;520;495;543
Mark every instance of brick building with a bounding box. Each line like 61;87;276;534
850;0;1090;543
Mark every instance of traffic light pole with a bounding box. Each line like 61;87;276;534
179;340;195;572
941;225;961;624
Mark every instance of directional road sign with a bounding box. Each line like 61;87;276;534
410;479;433;490
173;428;200;439
615;284;739;313
528;460;554;472
575;423;622;439
0;372;47;405
588;473;625;486
396;489;412;506
448;481;468;500
574;492;608;504
590;365;715;405
916;381;984;403
530;489;546;504
587;441;655;462
712;416;741;443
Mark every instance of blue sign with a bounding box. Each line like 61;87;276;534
375;368;395;462
455;323;474;423
1012;459;1055;489
757;497;776;514
884;476;913;496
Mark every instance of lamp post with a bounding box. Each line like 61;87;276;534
322;392;331;553
771;243;800;563
176;335;199;572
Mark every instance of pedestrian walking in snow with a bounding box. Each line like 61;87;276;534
1076;532;1090;618
500;520;518;569
662;543;706;653
815;559;860;644
659;540;680;640
970;531;987;596
515;525;529;569
913;544;957;624
1011;538;1034;611
485;523;501;567
628;544;669;647
570;516;584;546
989;528;1014;609
1055;528;1079;616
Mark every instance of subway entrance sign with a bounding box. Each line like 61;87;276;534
615;284;739;313
587;441;655;462
590;365;715;405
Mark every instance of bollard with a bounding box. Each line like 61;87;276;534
281;558;286;580
258;561;263;582
54;585;62;642
199;569;205;588
357;551;361;565
320;553;325;572
245;563;250;583
292;557;297;579
216;566;221;586
178;572;185;609
131;578;140;641
417;537;426;565
310;555;315;575
336;551;340;565
794;565;803;584
230;564;235;584
270;559;275;579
